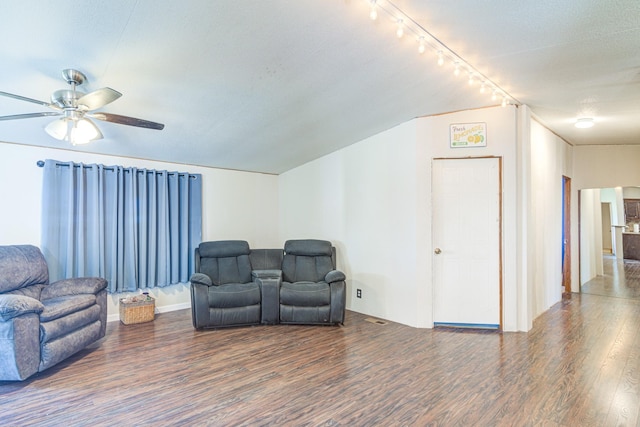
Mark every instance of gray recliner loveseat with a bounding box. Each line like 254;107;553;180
189;239;346;328
0;245;107;381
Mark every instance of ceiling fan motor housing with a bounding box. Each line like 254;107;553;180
51;89;84;109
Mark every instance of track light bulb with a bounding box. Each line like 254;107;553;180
418;36;426;54
453;62;460;76
492;90;498;101
437;51;444;66
480;82;486;94
396;19;404;38
502;96;508;107
369;0;377;20
468;72;474;85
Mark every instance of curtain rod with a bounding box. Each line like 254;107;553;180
36;160;199;178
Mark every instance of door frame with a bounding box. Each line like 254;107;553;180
431;156;503;330
562;176;571;294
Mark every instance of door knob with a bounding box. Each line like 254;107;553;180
434;248;442;254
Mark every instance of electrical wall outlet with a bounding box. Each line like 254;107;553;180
356;288;362;298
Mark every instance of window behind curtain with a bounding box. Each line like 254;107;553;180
41;159;203;293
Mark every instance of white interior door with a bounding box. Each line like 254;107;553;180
432;157;501;328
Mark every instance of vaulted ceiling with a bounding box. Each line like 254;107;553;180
1;1;639;174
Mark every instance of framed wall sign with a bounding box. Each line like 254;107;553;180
450;122;487;148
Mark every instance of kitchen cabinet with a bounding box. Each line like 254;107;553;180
623;232;640;260
624;199;640;222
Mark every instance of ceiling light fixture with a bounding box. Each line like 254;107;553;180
359;0;518;107
575;118;594;129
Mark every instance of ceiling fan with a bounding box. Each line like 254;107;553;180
0;69;164;145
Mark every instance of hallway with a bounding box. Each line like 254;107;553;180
582;255;640;299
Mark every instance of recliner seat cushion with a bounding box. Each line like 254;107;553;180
280;281;330;306
207;282;261;308
40;304;102;343
40;294;96;322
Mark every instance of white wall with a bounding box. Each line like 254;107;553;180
0;141;279;320
528;120;573;318
279;105;531;330
600;187;620;257
600;188;619;225
580;188;604;284
573;146;640;190
279;121;421;326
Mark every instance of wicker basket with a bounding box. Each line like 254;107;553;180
119;296;155;325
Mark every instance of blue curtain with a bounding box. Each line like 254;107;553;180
41;159;202;293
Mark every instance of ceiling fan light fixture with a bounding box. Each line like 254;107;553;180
45;117;102;145
0;68;164;143
44;118;68;140
68;118;102;145
575;117;594;129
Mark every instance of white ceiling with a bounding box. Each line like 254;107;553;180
0;0;639;174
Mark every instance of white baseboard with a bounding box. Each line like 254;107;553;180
107;302;191;323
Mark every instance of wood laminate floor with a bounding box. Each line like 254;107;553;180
582;255;640;300
2;265;640;426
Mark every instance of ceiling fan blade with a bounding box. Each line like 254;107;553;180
0;112;62;121
88;112;164;130
77;87;122;111
0;91;61;109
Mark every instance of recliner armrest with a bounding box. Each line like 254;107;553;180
0;295;44;321
41;277;108;300
325;270;346;284
190;272;213;287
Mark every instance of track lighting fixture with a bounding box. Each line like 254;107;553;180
358;0;516;107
